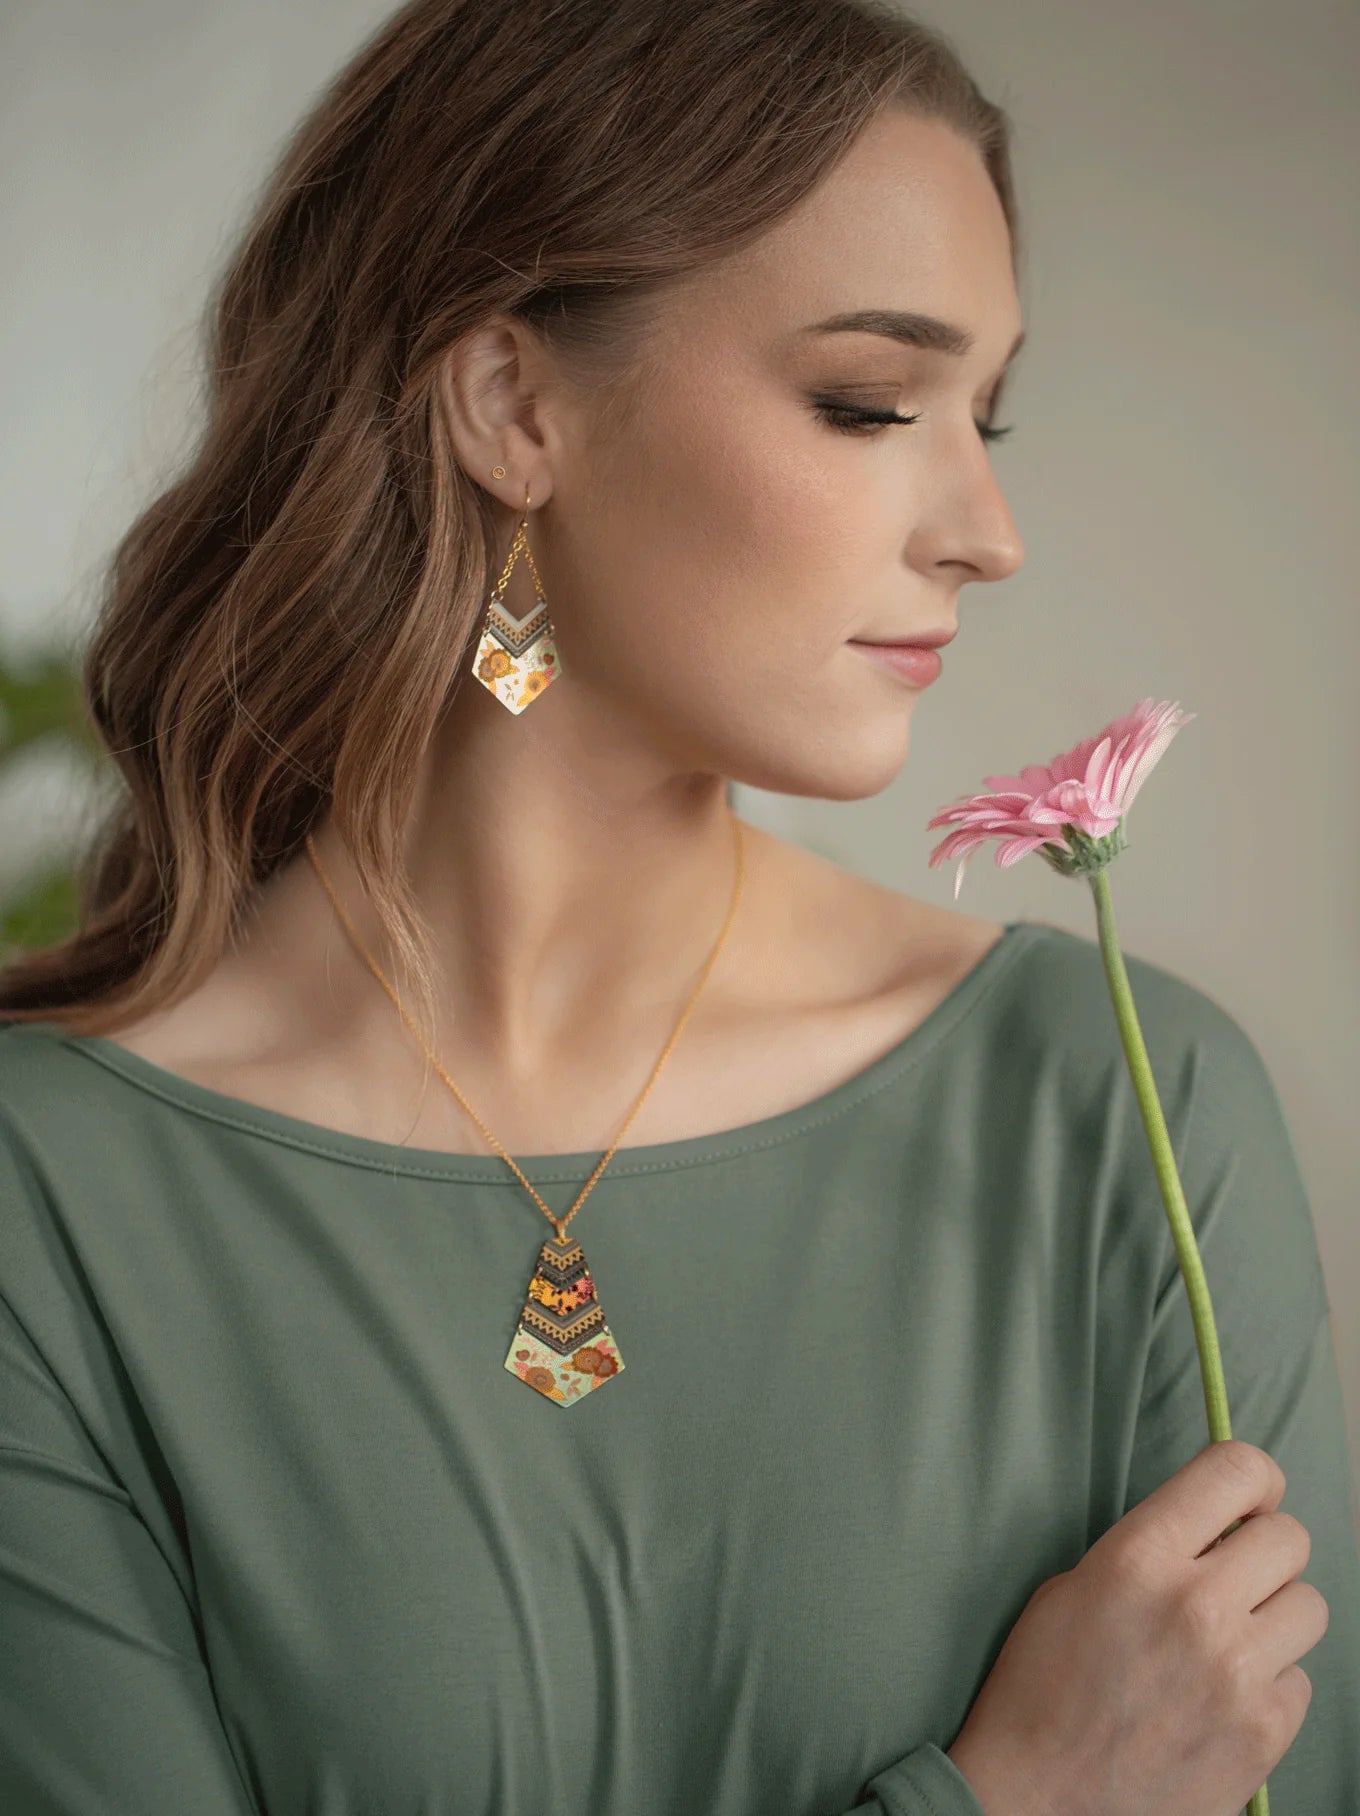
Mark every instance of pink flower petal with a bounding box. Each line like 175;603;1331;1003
926;698;1195;895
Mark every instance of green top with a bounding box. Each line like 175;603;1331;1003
1;919;1355;1816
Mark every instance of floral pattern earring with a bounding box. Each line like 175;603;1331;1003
471;475;561;713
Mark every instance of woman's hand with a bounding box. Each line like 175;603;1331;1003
945;1438;1330;1816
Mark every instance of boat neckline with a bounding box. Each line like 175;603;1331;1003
27;920;1040;1182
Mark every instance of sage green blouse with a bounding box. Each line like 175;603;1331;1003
1;918;1356;1815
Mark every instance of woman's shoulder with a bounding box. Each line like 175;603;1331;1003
0;1017;80;1101
979;911;1268;1090
0;1017;115;1170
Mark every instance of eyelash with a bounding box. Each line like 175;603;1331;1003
811;400;1014;444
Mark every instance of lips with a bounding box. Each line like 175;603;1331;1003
850;627;957;649
851;641;944;686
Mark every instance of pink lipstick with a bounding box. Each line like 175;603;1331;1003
848;641;944;686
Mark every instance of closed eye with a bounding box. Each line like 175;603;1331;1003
810;399;1013;442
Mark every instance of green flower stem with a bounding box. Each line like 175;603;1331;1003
1087;868;1270;1816
1087;869;1234;1441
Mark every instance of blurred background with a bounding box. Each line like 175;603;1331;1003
2;0;1356;1519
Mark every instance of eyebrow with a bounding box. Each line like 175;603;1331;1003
800;308;1026;368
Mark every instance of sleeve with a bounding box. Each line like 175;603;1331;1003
1122;1007;1360;1816
854;1744;992;1813
0;1156;260;1812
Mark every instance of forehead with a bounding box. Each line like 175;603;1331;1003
672;110;1020;352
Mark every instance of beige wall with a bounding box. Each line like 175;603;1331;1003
2;1;1356;1532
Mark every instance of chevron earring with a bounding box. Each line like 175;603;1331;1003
471;474;561;714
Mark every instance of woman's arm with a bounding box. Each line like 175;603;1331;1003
0;1281;261;1816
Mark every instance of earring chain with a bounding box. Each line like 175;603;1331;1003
493;482;546;599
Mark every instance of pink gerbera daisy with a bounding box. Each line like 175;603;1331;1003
926;697;1196;900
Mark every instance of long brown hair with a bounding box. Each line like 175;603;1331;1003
0;0;1020;1054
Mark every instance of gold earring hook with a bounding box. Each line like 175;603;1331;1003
489;470;532;517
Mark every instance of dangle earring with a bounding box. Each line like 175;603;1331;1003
471;472;561;714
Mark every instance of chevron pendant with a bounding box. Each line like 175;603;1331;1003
503;1229;625;1405
472;592;560;715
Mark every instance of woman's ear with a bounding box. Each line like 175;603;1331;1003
436;315;559;508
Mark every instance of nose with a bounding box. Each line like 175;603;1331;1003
908;441;1025;584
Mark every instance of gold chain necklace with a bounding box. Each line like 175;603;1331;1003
303;812;746;1406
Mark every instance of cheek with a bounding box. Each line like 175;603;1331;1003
577;404;881;678
743;443;888;645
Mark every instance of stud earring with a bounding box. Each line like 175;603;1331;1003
471;477;561;714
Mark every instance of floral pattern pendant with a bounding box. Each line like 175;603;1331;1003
503;1229;625;1405
472;591;560;715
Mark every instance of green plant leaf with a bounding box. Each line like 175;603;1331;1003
1;861;82;957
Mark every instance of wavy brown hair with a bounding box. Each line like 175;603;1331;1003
0;0;1021;1053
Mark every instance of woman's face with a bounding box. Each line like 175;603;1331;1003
474;108;1026;802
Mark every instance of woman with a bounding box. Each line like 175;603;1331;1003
2;2;1355;1812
